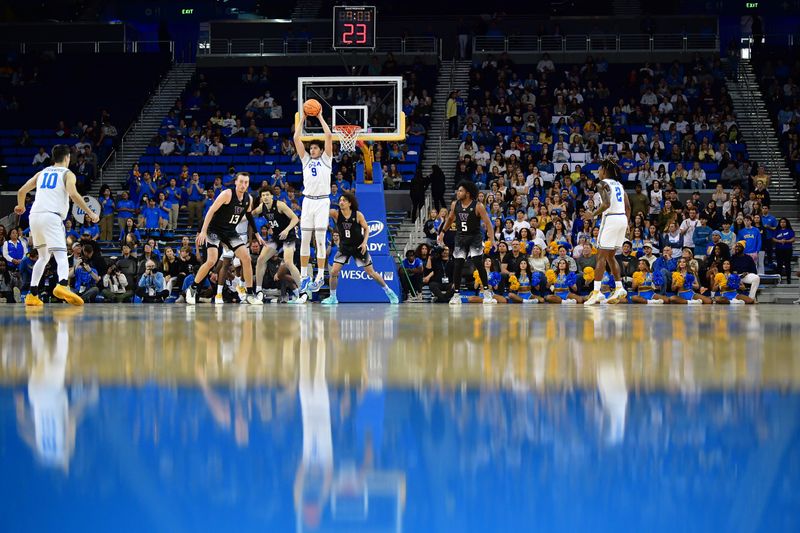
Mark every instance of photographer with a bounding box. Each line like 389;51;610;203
71;254;101;303
136;260;168;302
102;263;133;303
426;245;455;303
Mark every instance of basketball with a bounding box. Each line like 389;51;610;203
303;99;322;117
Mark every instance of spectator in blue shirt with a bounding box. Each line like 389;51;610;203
136;172;157;205
120;218;142;245
619;157;638;182
185;172;206;228
651;246;677;295
266;131;281;154
692;216;713;259
116;191;137;236
737;215;761;265
19;248;37;292
99;188;116;241
136;259;169;302
330;183;342;204
760;205;778;265
2;228;28;271
72;257;101;303
401;249;424;301
140;199;162;235
774;218;795;283
81;224;100;242
189;135;206;156
64;219;80;242
202;189;217;219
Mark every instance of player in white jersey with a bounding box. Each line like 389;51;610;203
216;214;250;303
585;160;631;305
15;144;99;306
294;110;333;300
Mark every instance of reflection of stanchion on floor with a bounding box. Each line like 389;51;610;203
596;356;628;446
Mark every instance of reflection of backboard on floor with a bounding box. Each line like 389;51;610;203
296;76;406;149
296;468;406;532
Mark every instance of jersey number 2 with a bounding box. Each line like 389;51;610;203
614;187;623;202
40;172;58;189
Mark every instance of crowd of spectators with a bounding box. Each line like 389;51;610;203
403;53;799;303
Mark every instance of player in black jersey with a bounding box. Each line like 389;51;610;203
319;192;399;305
187;172;265;305
251;189;300;301
437;180;496;305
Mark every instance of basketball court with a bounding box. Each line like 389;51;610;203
2;304;800;531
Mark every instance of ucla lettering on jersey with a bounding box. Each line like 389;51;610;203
602;178;625;215
31;166;70;220
301;153;332;197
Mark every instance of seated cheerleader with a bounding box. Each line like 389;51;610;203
712;259;755;305
668;258;713;305
507;259;545;304
545;259;583;304
630;259;670;304
467;257;506;303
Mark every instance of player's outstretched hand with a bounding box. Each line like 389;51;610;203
196;232;207;247
256;234;267;248
278;229;290;241
87;212;100;224
14;205;25;215
359;242;367;254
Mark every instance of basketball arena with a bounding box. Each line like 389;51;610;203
1;2;800;532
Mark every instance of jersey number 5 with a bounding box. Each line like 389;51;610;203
461;221;468;232
40;172;58;189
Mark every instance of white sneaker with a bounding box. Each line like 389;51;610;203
236;286;247;303
246;294;263;305
561;299;577;305
214;294;224;304
794;299;800;305
583;290;606;306
730;298;745;305
687;298;701;305
646;299;664;305
607;287;627;304
449;293;462;306
185;286;196;305
522;298;539;304
13;287;21;303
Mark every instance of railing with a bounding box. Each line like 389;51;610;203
473;34;718;54
3;40;175;60
199;36;438;57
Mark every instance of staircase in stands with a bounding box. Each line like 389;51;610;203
612;0;642;17
91;62;196;196
728;58;800;302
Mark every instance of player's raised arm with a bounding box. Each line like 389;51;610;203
64;171;99;223
318;113;333;158
14;172;40;215
293;111;307;160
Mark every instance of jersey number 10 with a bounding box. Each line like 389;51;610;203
40;172;59;189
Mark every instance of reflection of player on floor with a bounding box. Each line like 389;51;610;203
187;172;265;305
294;108;333;299
437;180;496;305
15;318;97;471
294;317;333;530
321;192;399;305
15;144;100;306
251;189;301;301
585;160;630;306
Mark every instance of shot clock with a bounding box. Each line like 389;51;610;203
332;6;376;50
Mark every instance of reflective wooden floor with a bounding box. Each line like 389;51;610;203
2;305;800;532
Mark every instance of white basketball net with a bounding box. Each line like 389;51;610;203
333;125;362;153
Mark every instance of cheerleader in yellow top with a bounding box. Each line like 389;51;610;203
544;259;584;304
712;259;755;305
630;259;670;304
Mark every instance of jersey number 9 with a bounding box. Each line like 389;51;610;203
310;167;317;177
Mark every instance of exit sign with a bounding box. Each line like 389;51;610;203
745;2;758;7
181;8;194;15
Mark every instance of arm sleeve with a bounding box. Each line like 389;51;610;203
246;211;258;234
